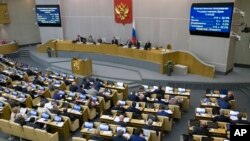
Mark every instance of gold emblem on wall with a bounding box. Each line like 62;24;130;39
115;3;129;21
73;61;80;71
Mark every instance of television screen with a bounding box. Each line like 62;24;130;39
30;110;38;116
35;5;61;27
190;3;234;38
54;115;62;122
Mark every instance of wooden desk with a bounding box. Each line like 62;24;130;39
0;42;18;54
0;103;11;120
37;118;70;140
37;40;215;78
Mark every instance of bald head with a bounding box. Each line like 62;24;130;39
147;118;153;126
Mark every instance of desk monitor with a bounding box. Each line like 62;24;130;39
19;93;26;98
12;91;18;96
54;72;59;76
80;94;86;100
196;108;206;114
61;73;66;77
55;80;60;84
142;85;149;89
117;126;126;133
31;84;36;89
41;112;50;119
54;115;62;122
99;124;109;131
40;77;45;82
4;88;10;93
30;110;38;116
118;100;126;106
84;122;94;129
73;104;81;111
69;92;76;97
0;102;4;107
207;122;218;128
69;75;74;79
39;86;45;90
59;90;65;95
117;82;124;87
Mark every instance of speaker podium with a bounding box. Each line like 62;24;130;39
71;58;92;76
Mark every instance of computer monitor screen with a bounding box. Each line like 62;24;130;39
118;100;126;106
73;105;81;111
0;102;4;107
39;86;45;90
30;110;38;116
80;94;86;100
54;115;62;122
190;3;234;38
20;93;26;98
99;124;109;131
196;108;206;113
117;126;126;133
69;92;76;97
12;91;18;96
4;88;10;93
41;113;50;119
31;84;36;89
84;122;94;129
69;75;74;79
59;90;65;95
55;80;60;84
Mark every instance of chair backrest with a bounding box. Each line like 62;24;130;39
23;125;37;140
35;128;49;141
72;137;87;141
10;121;25;138
0;119;11;133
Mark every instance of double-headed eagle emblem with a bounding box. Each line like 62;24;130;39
115;3;129;21
73;61;80;71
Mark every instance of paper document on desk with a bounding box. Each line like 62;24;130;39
54;84;60;87
124;117;130;122
102;131;112;135
230;116;238;121
114;116;119;122
53;122;64;127
37;118;46;122
165;110;173;114
220;95;227;98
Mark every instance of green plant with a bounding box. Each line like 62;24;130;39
164;60;174;76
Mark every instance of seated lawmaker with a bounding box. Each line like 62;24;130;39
112;101;126;113
125;39;132;48
97;37;102;43
191;122;209;136
212;109;230;122
127;101;141;114
143;118;157;131
87;35;94;43
157;104;170;117
144;41;151;50
69;81;78;92
130;128;146;141
223;91;235;101
112;129;127;141
74;34;86;43
89;129;104;141
115;115;127;127
232;113;250;125
111;36;119;45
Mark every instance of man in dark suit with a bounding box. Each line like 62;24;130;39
27;117;40;129
143;118;157;131
144;41;151;50
112;102;126;113
192;122;209;135
74;35;86;43
69;81;78;92
232;113;250;125
112;129;127;141
130;128;146;141
61;108;75;121
93;78;104;91
212;109;230;122
157;105;170;117
112;36;119;45
127;101;141;114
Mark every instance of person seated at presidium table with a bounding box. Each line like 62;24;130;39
87;35;95;43
112;36;119;45
73;34;86;43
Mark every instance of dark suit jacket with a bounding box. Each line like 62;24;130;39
127;107;141;114
112;135;127;141
69;85;78;92
232;119;250;125
212;115;230;122
130;135;146;141
112;39;119;45
192;126;209;135
112;106;126;113
27;122;40;129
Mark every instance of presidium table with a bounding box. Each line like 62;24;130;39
37;40;215;78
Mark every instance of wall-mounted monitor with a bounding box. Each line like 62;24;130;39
190;3;234;38
35;5;61;27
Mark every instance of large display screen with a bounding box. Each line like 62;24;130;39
190;3;234;38
35;5;61;27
